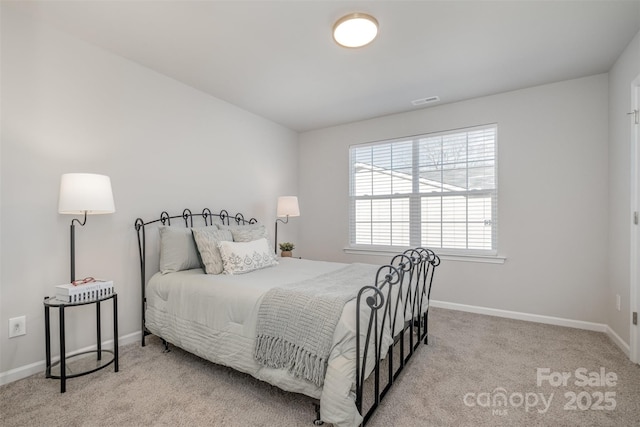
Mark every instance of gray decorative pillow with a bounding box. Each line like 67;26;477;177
192;228;233;274
218;223;268;242
218;238;278;274
159;226;202;274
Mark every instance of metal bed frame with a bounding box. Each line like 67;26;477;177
134;208;439;426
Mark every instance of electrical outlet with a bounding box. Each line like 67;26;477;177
9;316;26;338
616;294;621;311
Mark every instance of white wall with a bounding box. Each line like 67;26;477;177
299;74;609;325
0;7;298;378
608;29;640;344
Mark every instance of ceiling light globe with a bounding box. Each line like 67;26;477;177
333;13;378;48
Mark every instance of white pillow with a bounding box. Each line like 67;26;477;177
192;228;233;274
217;223;268;242
218;238;278;275
158;226;203;274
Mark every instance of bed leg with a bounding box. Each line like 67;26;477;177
423;311;429;345
313;403;324;425
162;339;171;353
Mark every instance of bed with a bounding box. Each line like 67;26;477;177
134;208;439;426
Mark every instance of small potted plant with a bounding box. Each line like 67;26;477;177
279;242;295;257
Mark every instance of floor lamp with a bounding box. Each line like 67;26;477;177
274;196;300;254
58;173;116;283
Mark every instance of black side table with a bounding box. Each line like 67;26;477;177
44;293;118;392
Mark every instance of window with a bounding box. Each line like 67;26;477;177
349;124;497;255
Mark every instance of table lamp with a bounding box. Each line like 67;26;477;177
274;196;300;254
58;173;115;282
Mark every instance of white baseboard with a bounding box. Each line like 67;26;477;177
431;300;631;356
0;331;140;387
605;325;631;357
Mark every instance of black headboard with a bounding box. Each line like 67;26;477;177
134;208;257;345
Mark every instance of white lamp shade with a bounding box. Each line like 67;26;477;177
277;196;300;218
58;173;115;214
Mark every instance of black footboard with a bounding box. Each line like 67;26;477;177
356;248;440;425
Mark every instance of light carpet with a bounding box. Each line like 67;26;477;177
1;307;639;426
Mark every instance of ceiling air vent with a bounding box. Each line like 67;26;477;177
411;96;440;106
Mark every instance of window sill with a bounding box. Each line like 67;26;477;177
343;247;506;264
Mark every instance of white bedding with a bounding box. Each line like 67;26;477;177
145;257;409;426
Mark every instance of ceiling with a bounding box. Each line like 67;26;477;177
6;0;640;132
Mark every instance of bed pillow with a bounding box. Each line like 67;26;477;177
218;238;278;274
192;228;233;275
158;226;203;274
217;223;268;242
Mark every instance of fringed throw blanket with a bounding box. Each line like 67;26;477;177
255;263;379;387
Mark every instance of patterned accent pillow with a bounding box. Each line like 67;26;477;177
217;223;268;242
192;228;233;274
218;238;278;275
159;226;203;274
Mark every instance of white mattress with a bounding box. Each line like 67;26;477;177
145;258;407;427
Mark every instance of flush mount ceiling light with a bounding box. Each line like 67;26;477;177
333;13;378;48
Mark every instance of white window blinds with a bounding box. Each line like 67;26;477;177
349;124;497;254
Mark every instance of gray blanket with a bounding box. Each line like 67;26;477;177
254;263;379;387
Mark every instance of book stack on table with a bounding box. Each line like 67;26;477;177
55;280;114;303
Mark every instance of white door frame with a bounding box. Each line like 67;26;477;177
631;74;640;364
